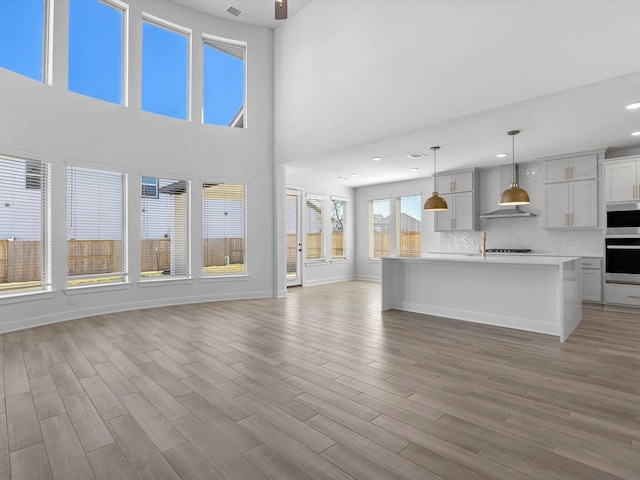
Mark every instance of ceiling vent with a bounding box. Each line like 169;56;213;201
226;6;242;17
406;152;427;160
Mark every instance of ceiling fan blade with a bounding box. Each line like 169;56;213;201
275;0;288;20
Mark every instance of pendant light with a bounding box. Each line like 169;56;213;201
499;130;530;206
424;146;448;211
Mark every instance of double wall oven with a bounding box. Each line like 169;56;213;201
605;203;640;284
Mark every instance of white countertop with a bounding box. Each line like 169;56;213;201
384;253;580;266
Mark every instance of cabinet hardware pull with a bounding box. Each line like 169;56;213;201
565;213;568;226
628;295;640;299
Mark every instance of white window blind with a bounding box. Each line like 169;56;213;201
331;198;346;260
369;198;390;259
140;177;189;280
306;195;325;261
397;195;422;257
0;156;49;294
202;182;246;275
67;166;126;286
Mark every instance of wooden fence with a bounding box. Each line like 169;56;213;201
370;231;421;257
0;238;245;283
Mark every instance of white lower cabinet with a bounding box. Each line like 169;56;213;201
605;283;640;307
581;257;602;303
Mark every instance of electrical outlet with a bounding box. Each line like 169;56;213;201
568;246;577;252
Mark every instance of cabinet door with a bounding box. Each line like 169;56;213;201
604;161;637;202
451;172;473;193
452;192;473;230
436;175;454;194
434;197;453;231
582;269;602;302
543;158;570;183
568;154;598;181
569;180;597;228
543;183;569;228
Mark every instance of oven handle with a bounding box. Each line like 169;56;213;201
606;245;640;249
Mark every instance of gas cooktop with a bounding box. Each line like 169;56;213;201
485;248;532;253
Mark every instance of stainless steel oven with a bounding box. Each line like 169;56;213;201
606;203;640;235
605;237;640;284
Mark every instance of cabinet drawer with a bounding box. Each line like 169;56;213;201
605;283;640;307
580;258;601;269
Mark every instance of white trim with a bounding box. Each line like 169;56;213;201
199;274;251;283
305;260;328;266
303;274;356;287
44;0;54;86
65;159;129;174
138;277;193;287
0;290;56;306
64;282;133;295
0;290;277;335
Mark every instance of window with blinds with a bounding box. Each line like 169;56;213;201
397;195;422;257
306;195;325;261
140;177;189;280
368;198;390;259
67;165;126;287
0;155;50;295
202;182;246;275
331;198;347;260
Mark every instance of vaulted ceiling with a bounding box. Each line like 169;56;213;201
172;0;640;187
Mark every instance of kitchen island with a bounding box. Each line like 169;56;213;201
381;254;582;342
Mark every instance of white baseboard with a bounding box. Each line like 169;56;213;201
303;275;356;287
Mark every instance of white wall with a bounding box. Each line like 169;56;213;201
0;0;276;332
286;171;355;286
355;177;438;282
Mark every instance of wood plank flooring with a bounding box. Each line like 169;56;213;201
1;280;640;479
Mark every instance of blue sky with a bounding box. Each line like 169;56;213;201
0;0;244;125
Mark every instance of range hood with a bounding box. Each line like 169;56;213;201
479;164;536;219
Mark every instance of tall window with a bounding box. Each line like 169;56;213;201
397;195;421;257
67;166;126;286
0;156;49;294
202;182;246;275
68;0;125;105
203;37;245;127
0;0;46;81
331;198;347;260
368;198;390;259
306;195;325;261
140;177;189;280
142;16;189;120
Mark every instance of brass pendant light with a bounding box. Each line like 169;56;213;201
499;130;530;206
424;146;448;211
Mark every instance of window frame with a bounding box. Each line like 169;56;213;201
201;33;247;128
330;197;348;261
201;180;247;277
0;151;51;297
141;12;192;121
368;197;391;261
66;162;128;289
305;194;326;264
396;194;422;258
67;0;129;106
139;174;191;282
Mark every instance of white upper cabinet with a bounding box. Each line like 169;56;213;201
543;153;597;183
603;157;640;203
433;169;479;232
541;150;602;229
436;171;473;194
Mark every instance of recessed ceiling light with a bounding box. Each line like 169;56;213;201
372;156;382;162
496;153;507;158
351;173;359;177
632;131;640;136
410;167;419;172
626;103;640;110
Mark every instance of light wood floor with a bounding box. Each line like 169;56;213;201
1;280;639;480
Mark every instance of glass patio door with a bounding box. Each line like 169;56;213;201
286;189;302;286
